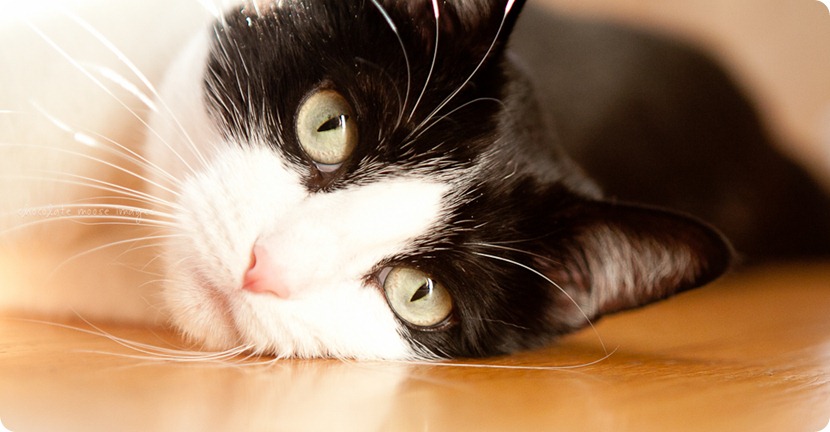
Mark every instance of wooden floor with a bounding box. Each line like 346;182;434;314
1;261;829;432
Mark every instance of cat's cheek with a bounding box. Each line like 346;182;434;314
162;275;241;351
229;286;417;359
165;271;418;359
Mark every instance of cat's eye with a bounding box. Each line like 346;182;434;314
383;267;453;328
295;89;358;168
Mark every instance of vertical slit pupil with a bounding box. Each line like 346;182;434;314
409;278;434;302
317;114;348;133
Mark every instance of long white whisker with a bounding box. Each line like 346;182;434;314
21;318;256;363
471;242;561;266
25;19;201;177
408;0;440;122
391;348;618;371
25;103;181;192
2;207;177;240
11;170;180;211
28;203;173;222
196;0;224;20
82;126;183;188
47;233;184;280
65;12;211;171
413;1;516;135
84;63;159;112
472;252;609;356
0;142;181;200
369;0;410;129
404;97;504;144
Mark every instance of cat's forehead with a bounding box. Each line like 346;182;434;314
209;0;505;97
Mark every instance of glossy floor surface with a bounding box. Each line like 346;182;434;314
1;262;829;431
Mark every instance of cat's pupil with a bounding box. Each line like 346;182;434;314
317;115;348;133
410;279;434;302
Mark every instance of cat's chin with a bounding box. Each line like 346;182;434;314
162;272;244;353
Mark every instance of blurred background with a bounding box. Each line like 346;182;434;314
533;0;830;190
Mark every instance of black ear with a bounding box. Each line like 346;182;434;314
443;0;527;39
537;200;733;330
386;0;527;51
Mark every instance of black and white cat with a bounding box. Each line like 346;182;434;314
2;0;764;360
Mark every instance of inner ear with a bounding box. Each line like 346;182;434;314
538;200;733;328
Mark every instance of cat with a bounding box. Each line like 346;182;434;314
1;0;740;360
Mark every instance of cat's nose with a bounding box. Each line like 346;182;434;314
241;244;292;298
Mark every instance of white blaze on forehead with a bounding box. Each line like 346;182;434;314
258;177;450;292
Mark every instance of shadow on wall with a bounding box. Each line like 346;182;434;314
510;4;830;263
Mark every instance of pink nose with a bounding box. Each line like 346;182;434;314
242;244;291;298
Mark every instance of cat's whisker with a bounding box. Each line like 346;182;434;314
250;0;262;17
25;104;184;190
404;97;506;144
32;229;179;304
84;340;257;365
210;27;252;129
21;30;200;191
84;127;183;189
29;104;102;148
475;318;531;331
65;12;211;173
1;209;177;239
472;251;609;356
407;339;446;361
238;351;288;367
0;141;182;200
395;346;617;371
11;318;252;364
369;0;411;129
49;232;184;276
412;1;516;136
84;63;159;113
408;0;441;122
15;170;181;212
197;0;224;21
472;242;562;267
3;208;176;242
4;200;175;234
25;21;153;132
206;66;243;124
112;255;169;281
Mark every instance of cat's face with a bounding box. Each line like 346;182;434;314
146;0;731;359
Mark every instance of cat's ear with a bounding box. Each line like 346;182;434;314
392;0;527;48
536;200;733;330
445;0;527;38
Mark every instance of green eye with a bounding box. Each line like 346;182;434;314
383;267;453;328
295;89;358;167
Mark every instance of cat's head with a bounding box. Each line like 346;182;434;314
145;0;731;359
